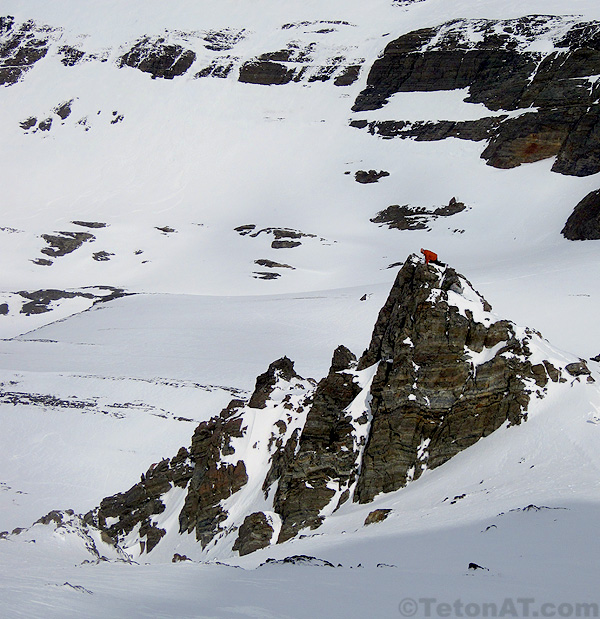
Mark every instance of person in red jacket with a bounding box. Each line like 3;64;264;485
420;248;443;265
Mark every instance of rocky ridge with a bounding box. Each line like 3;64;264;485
19;254;593;561
1;14;363;92
351;16;600;176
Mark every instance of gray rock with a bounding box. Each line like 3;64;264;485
239;60;296;85
370;198;466;231
273;349;362;542
354;256;541;503
18;289;94;315
562;189;600;240
352;17;600;176
0;17;52;86
364;509;392;525
40;231;95;257
232;512;274;556
260;555;335;567
252;271;281;280
72;221;107;229
565;361;591;376
354;170;390;184
58;45;85;66
118;37;196;79
248;357;300;409
334;64;361;86
254;259;294;270
92;251;114;262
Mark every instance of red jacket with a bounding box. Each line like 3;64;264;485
420;248;437;264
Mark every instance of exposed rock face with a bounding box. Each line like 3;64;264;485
40;231;95;258
15;287;128;315
364;509;392;526
352;17;600;176
254;259;294;270
71;255;585;558
354;256;544;502
238;37;362;86
352;117;505;142
234;225;324;249
118;37;196;79
273;346;361;542
178;408;248;548
248;357;300;409
85;449;193;554
0;16;52;86
93;251;114;262
239;60;297;85
232;512;274;556
58;45;85;66
355;170;390;184
562;189;600;240
370;198;467;231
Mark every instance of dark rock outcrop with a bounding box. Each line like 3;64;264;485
353;117;506;142
565;361;591;377
238;40;359;86
73;256;582;557
254;259;294;270
195;59;235;79
54;100;73;120
178;409;248;548
355;170;390;184
40;231;95;258
85;449;193;554
232;512;274;556
87;400;250;553
72;221;107;229
480;108;581;169
253;272;281;280
371;198;467;231
118;37;196;79
562;189;600;240
260;555;335;567
239;60;297;85
18;289;86;315
352;17;600;176
248;357;300;409
364;509;392;525
235;225;320;249
354;256;541;502
58;45;85;66
334;64;361;86
0;17;52;86
93;251;114;262
273;346;362;542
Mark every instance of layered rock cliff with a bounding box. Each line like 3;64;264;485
71;256;593;558
352;16;600;176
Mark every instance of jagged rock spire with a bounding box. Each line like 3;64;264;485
355;256;549;502
76;255;583;556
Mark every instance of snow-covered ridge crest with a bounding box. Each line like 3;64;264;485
6;255;595;563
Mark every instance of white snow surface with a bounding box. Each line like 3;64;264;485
1;0;600;616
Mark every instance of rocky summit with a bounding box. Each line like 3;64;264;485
71;255;590;559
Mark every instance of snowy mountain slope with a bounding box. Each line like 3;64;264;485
3;257;599;604
1;0;600;616
0;1;599;359
2;274;599;615
45;257;595;562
